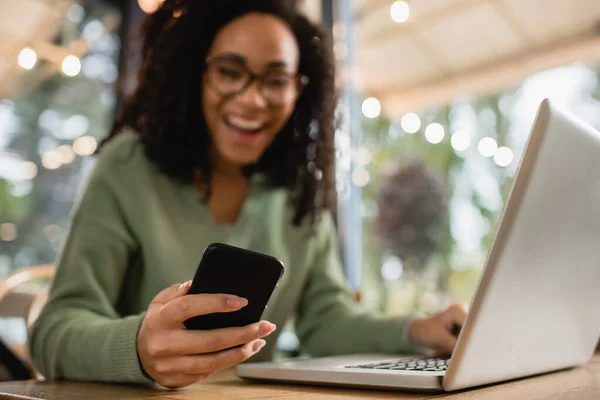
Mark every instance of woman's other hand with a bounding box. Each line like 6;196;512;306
408;303;467;356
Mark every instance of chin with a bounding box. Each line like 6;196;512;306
222;150;263;168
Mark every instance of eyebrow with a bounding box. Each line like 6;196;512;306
209;52;290;69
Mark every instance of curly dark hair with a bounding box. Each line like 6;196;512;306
101;0;336;227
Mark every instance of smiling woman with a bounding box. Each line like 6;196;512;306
102;0;336;225
28;0;467;390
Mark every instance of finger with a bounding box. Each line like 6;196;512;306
156;321;276;356
436;330;458;355
161;339;266;375
151;281;192;306
443;303;467;327
161;293;249;327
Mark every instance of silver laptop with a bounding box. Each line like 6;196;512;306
236;99;600;392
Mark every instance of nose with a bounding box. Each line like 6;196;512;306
235;80;268;109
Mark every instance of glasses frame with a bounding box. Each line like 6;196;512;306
203;55;310;107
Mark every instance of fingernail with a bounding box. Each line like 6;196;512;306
258;323;275;338
270;323;277;331
227;297;248;308
252;339;266;353
177;281;191;291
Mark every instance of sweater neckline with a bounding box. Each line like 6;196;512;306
184;173;269;232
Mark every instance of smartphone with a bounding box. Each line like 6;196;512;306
183;243;284;331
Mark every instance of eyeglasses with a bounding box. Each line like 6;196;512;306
204;55;309;107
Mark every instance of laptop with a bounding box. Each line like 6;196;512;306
236;99;600;392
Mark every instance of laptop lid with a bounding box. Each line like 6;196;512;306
444;99;600;391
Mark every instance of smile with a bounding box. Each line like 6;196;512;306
225;115;266;134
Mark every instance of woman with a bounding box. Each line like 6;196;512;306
29;0;466;389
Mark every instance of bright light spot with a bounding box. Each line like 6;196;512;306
425;123;445;144
315;169;323;181
362;97;381;119
38;109;61;133
332;22;346;39
58;145;75;164
101;64;118;83
22;161;38;180
82;55;106;78
494;146;514;167
18;48;37;70
73;135;97;156
401;113;421;133
478;137;498;158
62;55;82;77
10;180;33;197
138;0;164;13
67;4;85;23
390;1;410;23
82;20;105;43
42;151;62;170
381;257;404;280
451;130;471;152
352;168;370;187
62;115;89;139
277;331;300;351
0;223;17;242
355;147;372;165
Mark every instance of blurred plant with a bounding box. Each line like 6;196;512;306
375;158;447;272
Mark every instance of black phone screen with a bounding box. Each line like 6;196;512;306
183;243;284;331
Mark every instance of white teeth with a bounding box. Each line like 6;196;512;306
227;115;263;131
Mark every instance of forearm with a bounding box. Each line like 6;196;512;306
29;308;152;385
296;303;418;356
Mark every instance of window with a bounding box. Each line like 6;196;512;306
354;64;600;315
0;0;122;276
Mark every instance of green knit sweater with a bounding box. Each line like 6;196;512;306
29;132;417;384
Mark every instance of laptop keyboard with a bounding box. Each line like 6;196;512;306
344;357;450;372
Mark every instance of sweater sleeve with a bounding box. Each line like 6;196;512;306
29;158;153;385
294;213;420;356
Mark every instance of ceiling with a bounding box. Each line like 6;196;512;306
339;0;600;117
0;0;75;100
2;0;600;118
0;0;120;101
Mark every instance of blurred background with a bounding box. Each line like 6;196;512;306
1;0;600;355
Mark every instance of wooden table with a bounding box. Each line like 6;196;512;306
1;355;599;400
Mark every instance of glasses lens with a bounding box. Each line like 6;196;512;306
262;73;302;106
205;60;249;96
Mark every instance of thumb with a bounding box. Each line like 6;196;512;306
151;280;192;306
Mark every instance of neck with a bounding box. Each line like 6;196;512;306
196;151;250;224
213;159;246;183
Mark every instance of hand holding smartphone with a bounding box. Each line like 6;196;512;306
184;243;284;330
136;244;283;388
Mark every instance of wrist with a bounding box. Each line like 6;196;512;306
404;314;430;355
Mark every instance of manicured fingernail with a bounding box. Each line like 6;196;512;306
258;323;275;338
177;281;191;291
252;339;266;353
227;297;248;308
